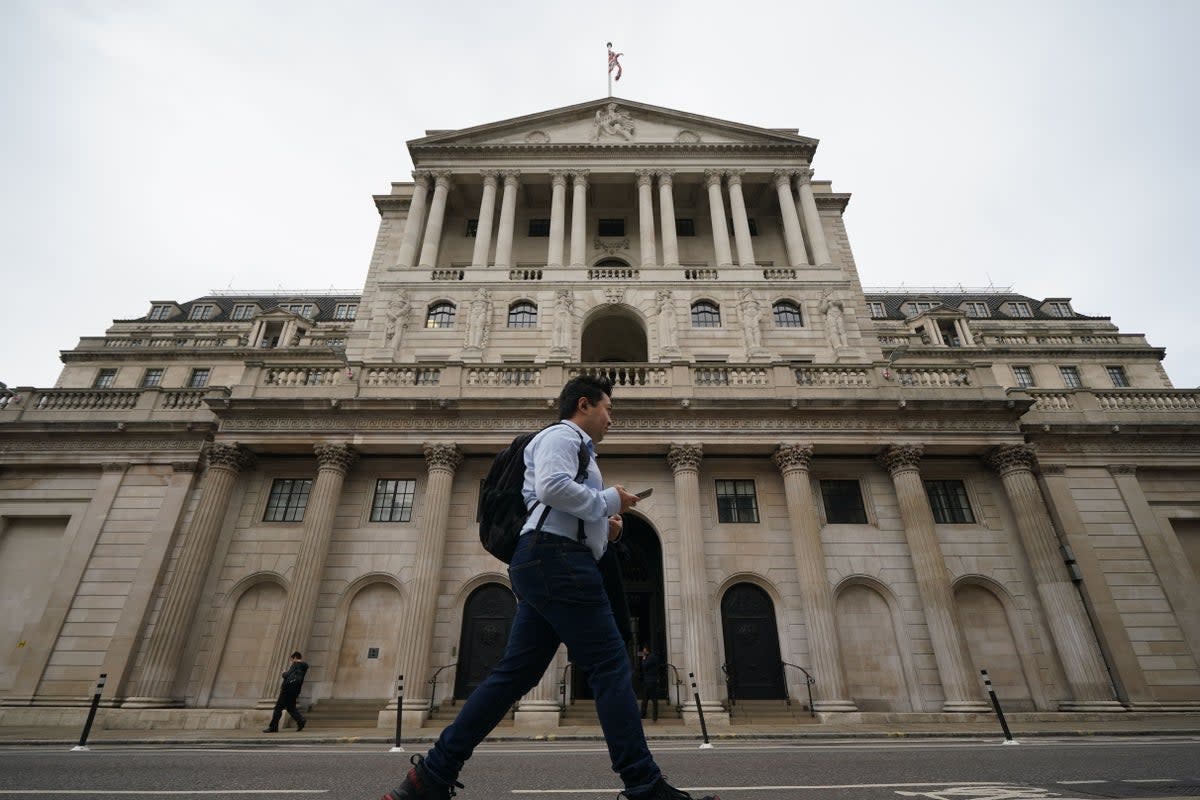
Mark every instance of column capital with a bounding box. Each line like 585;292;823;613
423;442;463;473
773;168;798;188
985;444;1038;476
773;443;814;474
878;444;924;475
667;443;703;473
314;443;358;474
569;169;590;183
479;170;499;187
500;169;522;187
635;168;654;187
411;169;434;185
794;168;815;186
205;443;254;473
549;170;569;187
703;169;724;188
725;169;745;187
431;170;453;189
655;169;675;185
1107;463;1138;476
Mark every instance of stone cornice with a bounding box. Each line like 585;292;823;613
409;142;817;158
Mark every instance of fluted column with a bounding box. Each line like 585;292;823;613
795;168;832;265
493;170;521;270
547;170;568;268
878;445;989;711
514;645;563;732
125;445;253;705
772;445;856;711
471;172;498;268
667;444;727;725
773;169;809;267
635;169;658;268
726;171;756;267
397;443;463;724
417;171;452;269
705;169;734;268
657;170;680;268
986;446;1122;710
261;443;358;701
395;170;431;268
569;170;589;267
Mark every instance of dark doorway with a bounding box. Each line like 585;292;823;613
573;514;667;700
720;583;786;699
580;307;647;362
454;583;516;699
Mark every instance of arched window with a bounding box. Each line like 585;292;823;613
691;300;721;328
425;301;456;329
773;300;803;328
507;300;538;328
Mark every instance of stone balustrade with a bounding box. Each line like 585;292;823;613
0;386;227;423
569;364;670;387
262;366;342;387
895;367;971;387
362;366;442;387
587;267;640;280
1019;388;1200;417
466;367;542;387
795;366;872;387
694;367;770;387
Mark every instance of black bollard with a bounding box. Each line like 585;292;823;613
390;674;405;753
689;672;712;749
72;672;107;752
981;669;1017;744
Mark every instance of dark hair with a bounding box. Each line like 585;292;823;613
291;651;303;660
558;375;613;420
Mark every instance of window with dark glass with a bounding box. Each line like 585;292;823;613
370;479;416;522
188;368;211;388
426;302;456;328
188;304;216;320
264;478;313;522
691;300;721;327
1012;366;1035;388
715;479;759;523
528;218;551;237
507;301;538;328
1106;366;1129;387
141;368;164;388
465;218;478;237
773;300;803;327
1047;301;1072;317
149;305;172;320
868;302;887;318
1059;365;1082;388
334;304;358;320
598;218;625;237
1009;302;1033;317
820;479;868;524
231;304;256;321
93;368;117;388
925;480;975;524
964;302;990;318
675;218;696;236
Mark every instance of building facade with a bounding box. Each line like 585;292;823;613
2;98;1199;732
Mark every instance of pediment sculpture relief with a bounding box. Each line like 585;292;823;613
592;103;635;142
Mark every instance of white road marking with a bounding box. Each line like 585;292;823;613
1056;781;1108;784
0;792;327;796
1122;778;1175;783
512;782;1010;794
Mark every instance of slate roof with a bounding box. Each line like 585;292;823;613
862;293;1106;321
122;295;363;323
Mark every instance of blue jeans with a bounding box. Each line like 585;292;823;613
423;531;660;795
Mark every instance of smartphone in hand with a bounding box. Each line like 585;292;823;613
635;488;653;499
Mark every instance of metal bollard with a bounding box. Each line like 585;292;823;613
71;672;107;752
390;674;406;753
689;672;713;749
981;669;1017;745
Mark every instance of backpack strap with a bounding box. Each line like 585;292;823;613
529;421;591;545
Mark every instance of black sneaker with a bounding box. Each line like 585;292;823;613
381;754;464;800
296;718;306;732
261;727;277;733
622;777;720;800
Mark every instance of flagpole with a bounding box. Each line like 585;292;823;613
606;42;612;97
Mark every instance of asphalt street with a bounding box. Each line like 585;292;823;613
0;736;1198;800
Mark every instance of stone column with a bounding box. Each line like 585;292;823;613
395;170;431;268
773;169;809;267
657;170;680;268
260;443;358;702
569;170;589;267
126;445;253;705
514;649;562;732
548;170;568;268
667;444;728;726
878;445;989;711
772;445;856;711
396;443;463;726
705;169;734;268
471;172;498;268
636;169;658;268
795;168;832;266
493;170;520;270
417;171;452;269
726;170;756;267
986;446;1123;709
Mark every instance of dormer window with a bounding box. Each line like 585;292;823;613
149;304;173;320
905;301;936;316
1008;302;1033;318
188;304;216;320
868;302;886;318
281;303;315;318
964;302;990;318
334;303;358;320
1047;301;1073;317
231;304;256;321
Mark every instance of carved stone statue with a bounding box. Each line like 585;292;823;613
384;291;409;347
551;289;573;354
820;291;849;350
464;288;491;350
738;288;763;352
593;103;635;141
656;289;679;355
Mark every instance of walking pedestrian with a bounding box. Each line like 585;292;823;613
263;651;307;733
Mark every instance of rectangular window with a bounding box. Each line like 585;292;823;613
149;304;173;320
231;304;256;321
715;479;759;523
282;303;315;317
93;368;117;388
1009;302;1033;317
264;478;312;522
188;368;211;388
528;218;551;237
598;218;625;237
1047;301;1072;317
188;304;216;320
964;302;990;318
465;218;478;237
1059;365;1082;388
868;302;887;318
925;480;976;524
1106;366;1129;387
1012;365;1035;388
334;303;358;320
141;368;164;388
675;218;696;237
370;479;417;522
820;479;868;524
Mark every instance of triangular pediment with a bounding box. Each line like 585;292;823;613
408;98;817;151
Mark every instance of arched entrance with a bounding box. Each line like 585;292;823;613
581;304;647;362
721;583;786;700
454;583;516;700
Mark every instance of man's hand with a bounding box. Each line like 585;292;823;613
615;485;640;513
608;514;624;542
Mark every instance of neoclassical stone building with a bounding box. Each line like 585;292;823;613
2;98;1198;732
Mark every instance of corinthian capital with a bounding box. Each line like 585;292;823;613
314;443;358;474
479;170;499;187
794;168;815;186
725;169;745;187
412;169;434;185
549;169;569;187
703;169;724;188
772;168;797;188
423;442;463;473
773;443;814;474
655;169;675;186
205;443;254;473
878;444;924;475
431;170;453;189
635;169;654;187
569;169;590;185
667;443;703;473
985;444;1038;476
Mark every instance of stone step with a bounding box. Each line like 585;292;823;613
304;699;387;728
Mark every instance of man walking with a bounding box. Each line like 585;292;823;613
376;376;717;800
638;645;661;723
263;651;307;733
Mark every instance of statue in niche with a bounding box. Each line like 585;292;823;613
738;288;763;352
384;291;409;348
820;291;849;350
593;103;635;141
656;289;679;355
551;289;573;354
465;288;492;350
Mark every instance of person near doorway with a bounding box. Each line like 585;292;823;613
638;645;661;722
377;376;718;800
263;651;307;733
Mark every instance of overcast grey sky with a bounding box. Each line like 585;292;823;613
2;0;1198;389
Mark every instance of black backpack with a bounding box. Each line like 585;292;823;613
477;422;589;563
